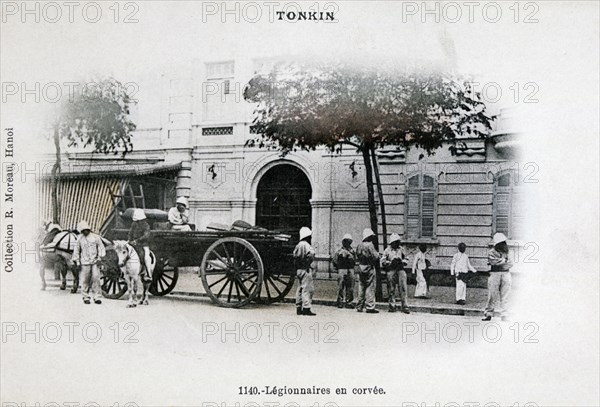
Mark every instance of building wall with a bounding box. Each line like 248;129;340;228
57;57;524;274
185;130;524;273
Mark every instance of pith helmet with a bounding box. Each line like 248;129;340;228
132;208;147;221
77;221;91;233
493;232;508;245
342;233;353;242
362;228;375;241
389;233;401;244
176;197;188;208
46;223;62;233
299;227;312;241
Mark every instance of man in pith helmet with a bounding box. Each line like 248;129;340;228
332;233;356;309
168;197;192;231
355;228;380;314
381;233;410;314
128;208;153;281
293;227;316;316
483;232;513;321
73;221;106;305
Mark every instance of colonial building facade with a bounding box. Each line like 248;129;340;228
43;57;525;273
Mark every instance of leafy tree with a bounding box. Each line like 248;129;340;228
49;77;136;224
244;61;494;299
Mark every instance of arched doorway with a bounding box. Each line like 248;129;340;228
256;164;312;234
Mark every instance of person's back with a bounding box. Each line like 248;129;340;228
356;240;378;266
129;210;151;244
355;229;379;314
293;240;315;269
294;227;316;316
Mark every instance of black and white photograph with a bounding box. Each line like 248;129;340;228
1;1;598;406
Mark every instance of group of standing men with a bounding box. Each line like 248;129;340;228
332;228;411;314
293;227;513;320
293;227;410;316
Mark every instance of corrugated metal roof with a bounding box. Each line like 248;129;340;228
37;177;125;232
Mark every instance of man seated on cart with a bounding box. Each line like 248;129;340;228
168;197;192;231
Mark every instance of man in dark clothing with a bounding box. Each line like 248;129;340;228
332;234;356;309
128;209;153;281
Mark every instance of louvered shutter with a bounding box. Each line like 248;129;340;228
406;175;420;238
495;188;511;236
511;189;523;239
421;191;435;237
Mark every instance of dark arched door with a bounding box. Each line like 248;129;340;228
256;164;312;234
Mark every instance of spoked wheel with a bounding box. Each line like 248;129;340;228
257;267;296;303
100;249;127;299
149;257;179;296
200;237;263;308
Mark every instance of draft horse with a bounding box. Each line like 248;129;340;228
39;225;80;293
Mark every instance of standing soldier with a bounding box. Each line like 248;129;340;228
356;228;380;314
332;234;356;309
294;227;316;316
73;221;106;305
483;232;513;321
381;233;410;314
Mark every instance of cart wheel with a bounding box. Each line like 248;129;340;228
150;257;179;296
99;250;127;299
258;266;296;303
101;274;128;299
200;237;263;308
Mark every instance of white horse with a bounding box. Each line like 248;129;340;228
39;228;80;293
113;240;155;307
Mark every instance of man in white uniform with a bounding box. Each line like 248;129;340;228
450;242;478;305
168;197;192;231
73;221;106;304
483;233;513;321
294;227;316;316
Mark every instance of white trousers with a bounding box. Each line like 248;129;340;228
414;269;428;297
455;278;467;301
485;272;511;318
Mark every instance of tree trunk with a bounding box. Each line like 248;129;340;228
361;144;383;302
361;146;378;245
50;125;61;224
370;146;387;302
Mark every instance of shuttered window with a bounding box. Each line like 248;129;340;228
493;172;522;239
405;174;437;239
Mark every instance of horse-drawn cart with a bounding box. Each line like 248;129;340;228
101;213;297;308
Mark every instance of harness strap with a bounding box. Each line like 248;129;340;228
53;232;75;254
